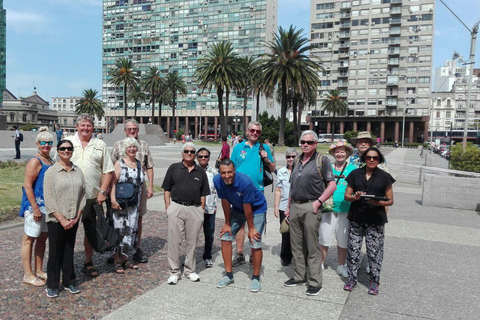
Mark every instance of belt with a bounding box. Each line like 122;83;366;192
292;199;316;205
174;200;201;207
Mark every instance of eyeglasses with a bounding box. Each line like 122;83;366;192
300;140;315;145
39;141;53;146
249;128;262;135
286;155;296;159
365;156;380;161
58;147;74;152
197;155;209;159
126;128;139;132
183;150;196;154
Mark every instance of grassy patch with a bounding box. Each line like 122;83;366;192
0;161;26;221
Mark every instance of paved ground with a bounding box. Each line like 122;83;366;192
1;145;478;319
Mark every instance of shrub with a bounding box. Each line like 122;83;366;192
450;142;480;173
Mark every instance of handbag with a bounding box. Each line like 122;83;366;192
84;201;119;253
259;143;274;189
215;150;222;169
115;159;141;210
322;163;347;213
279;216;290;234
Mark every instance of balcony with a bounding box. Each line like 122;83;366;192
340;23;351;29
389;18;401;25
388;39;401;45
389;29;401;36
339;32;350;38
338;61;349;68
388;48;400;55
338;81;348;87
339;43;350;48
340;13;350;19
386;100;398;107
391;0;402;4
390;7;402;14
388;58;400;65
338;71;349;77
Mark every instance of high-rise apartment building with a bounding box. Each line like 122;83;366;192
310;0;435;144
102;0;278;136
0;0;6;107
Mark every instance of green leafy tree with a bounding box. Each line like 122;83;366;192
194;41;240;137
450;142;480;172
165;72;187;136
258;111;295;147
143;66;165;125
108;57;139;121
321;89;349;141
258;25;323;146
128;83;146;118
75;89;105;120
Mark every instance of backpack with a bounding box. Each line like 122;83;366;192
84;202;119;253
258;143;274;190
18;132;24;142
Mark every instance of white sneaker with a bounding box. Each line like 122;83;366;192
205;259;213;268
185;272;200;282
167;274;179;285
321;264;325;270
337;265;348;278
365;264;370;274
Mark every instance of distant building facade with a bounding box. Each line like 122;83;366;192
3;89;58;130
102;0;278;137
0;1;6;107
51;96;107;133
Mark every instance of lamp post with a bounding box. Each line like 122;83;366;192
402;97;416;147
233;112;240;132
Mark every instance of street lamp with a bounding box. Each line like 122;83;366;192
233;112;240;132
402;97;416;147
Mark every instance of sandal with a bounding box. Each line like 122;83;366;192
36;272;47;281
114;262;125;274
123;260;139;270
81;262;99;277
23;275;45;287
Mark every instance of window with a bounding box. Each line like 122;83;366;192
446;111;451;118
407;77;417;84
23;114;27;122
418;76;430;83
367;109;377;116
10;113;14;122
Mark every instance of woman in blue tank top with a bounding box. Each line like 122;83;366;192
20;127;54;287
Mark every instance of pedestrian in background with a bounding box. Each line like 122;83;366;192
13;125;21;159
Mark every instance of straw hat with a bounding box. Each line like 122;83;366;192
329;141;354;157
350;131;374;146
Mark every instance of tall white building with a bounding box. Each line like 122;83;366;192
310;0;435;144
434;59;471;92
102;0;278;137
51;96;107;133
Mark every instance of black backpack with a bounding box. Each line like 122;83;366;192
18;132;24;142
84;201;119;253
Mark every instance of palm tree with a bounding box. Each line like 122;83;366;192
108;57;139;121
258;25;323;146
194;41;240;137
143;66;165;125
128;83;146;119
75;89;105;120
321;89;349;141
238;56;258;132
165;72;187;136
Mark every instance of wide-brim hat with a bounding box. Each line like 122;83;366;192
350;131;374;146
329;141;354;157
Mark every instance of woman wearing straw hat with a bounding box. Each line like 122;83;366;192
318;141;356;277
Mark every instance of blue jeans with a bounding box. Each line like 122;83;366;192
203;213;216;260
221;212;265;249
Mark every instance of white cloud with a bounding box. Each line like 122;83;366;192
7;11;48;34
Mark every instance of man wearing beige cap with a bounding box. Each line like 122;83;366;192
349;131;388;172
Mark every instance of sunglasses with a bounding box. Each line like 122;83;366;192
365;156;380;161
286;155;296;159
58;147;74;152
300;140;315;145
39;141;53;146
249;128;262;135
126;128;139;132
197;155;209;159
183;150;196;154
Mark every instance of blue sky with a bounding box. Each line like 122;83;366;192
4;0;480;101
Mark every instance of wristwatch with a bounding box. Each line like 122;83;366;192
99;190;107;196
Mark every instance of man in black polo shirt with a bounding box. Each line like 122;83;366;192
284;130;336;296
162;142;210;285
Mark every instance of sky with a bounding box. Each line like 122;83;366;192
4;0;480;101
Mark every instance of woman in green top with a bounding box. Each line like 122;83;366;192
318;141;356;278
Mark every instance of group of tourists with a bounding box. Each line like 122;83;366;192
20;114;395;298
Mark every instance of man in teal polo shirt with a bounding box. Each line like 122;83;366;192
229;121;275;266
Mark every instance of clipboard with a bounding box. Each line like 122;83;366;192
360;194;389;202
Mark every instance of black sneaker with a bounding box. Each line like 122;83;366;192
46;287;59;298
133;248;148;263
284;278;307;287
232;253;245;267
107;255;114;264
306;285;323;296
281;260;291;266
65;284;81;294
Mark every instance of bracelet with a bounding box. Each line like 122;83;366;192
317;199;323;205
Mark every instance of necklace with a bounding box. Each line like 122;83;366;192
37;153;53;164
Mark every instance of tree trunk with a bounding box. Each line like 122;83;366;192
225;89;230;136
297;101;304;146
134;98;138;118
123;83;128;122
292;97;298;145
278;78;287;146
217;86;226;137
157;102;162;128
151;89;156;124
172;92;177;136
331;113;336;142
243;90;248;134
255;91;260;121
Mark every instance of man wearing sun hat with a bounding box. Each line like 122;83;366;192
349;131;388;172
319;141;357;278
